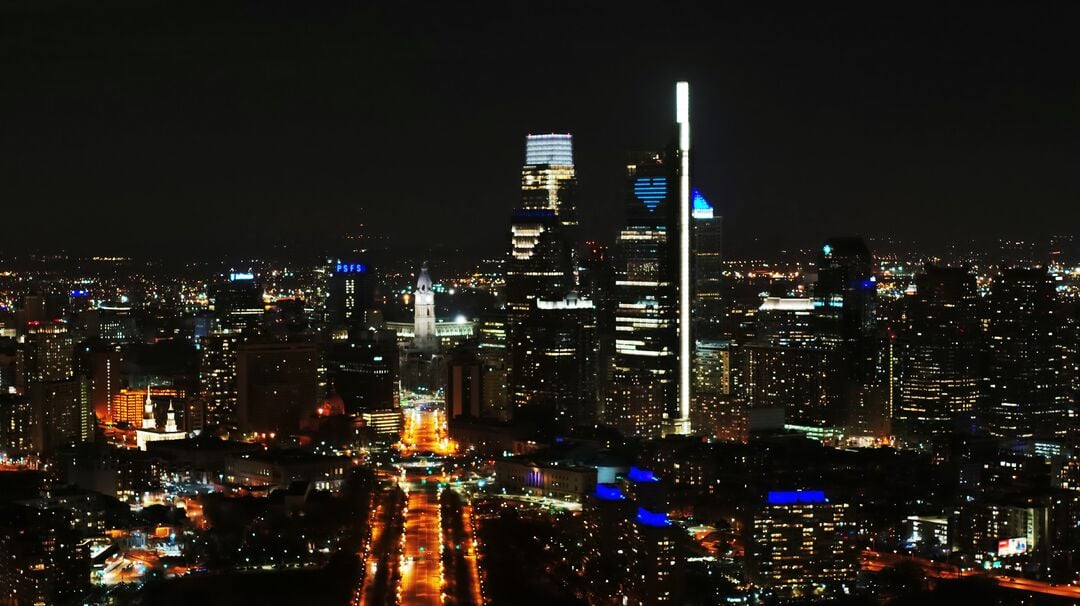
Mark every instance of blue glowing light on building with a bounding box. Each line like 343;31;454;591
636;507;671;527
691;188;714;219
70;289;89;297
595;484;625;501
766;490;827;505
512;209;558;221
334;263;367;274
229;272;255;281
627;466;659;483
822;244;833;256
633;177;668;212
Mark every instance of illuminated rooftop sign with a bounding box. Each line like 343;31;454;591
766;490;826;505
334;263;367;274
229;272;255;281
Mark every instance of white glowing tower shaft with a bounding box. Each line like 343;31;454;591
676;81;691;431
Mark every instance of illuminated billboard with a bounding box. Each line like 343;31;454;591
997;537;1027;556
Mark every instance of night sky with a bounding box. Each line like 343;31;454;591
2;2;1077;258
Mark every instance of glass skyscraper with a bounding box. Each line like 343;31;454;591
605;83;695;438
506;135;579;421
896;266;980;447
521;133;577;227
606;151;680;438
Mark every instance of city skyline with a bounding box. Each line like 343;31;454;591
4;4;1080;606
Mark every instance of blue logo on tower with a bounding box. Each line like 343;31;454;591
633;177;668;212
335;263;367;274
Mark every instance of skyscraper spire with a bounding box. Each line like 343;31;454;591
675;81;692;434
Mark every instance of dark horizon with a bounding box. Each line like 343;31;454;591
2;2;1077;259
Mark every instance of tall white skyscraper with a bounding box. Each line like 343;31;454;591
675;81;692;433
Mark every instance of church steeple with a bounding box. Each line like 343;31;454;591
142;385;156;430
165;401;178;433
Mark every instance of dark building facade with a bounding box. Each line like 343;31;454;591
812;237;883;431
606;151;680;438
896;266;981;446
236;340;318;435
983;267;1069;442
326;329;399;413
506;134;579;419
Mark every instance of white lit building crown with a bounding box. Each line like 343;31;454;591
525;134;573;166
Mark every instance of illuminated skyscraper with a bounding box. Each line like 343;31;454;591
327;260;373;329
983;267;1069;441
691;188;722;339
516;293;598;424
751;491;858;595
521;133;577;228
88;347;121;423
24;322;91;454
200;330;240;429
606;151;679;438
476;312;509;421
605;83;695;437
896;266;980;446
209;272;264;332
506;135;576;417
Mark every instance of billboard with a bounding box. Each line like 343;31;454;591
997;537;1028;556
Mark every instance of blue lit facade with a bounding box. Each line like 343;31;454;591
627;466;659;483
635;507;671;527
594;484;625;501
766;490;827;505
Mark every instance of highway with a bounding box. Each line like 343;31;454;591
862;550;1080;600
